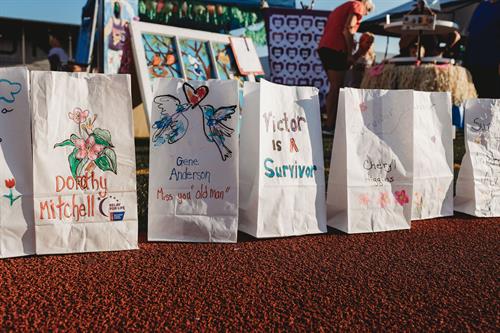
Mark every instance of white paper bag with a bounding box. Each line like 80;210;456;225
327;88;413;233
148;78;239;242
31;71;138;254
0;67;35;258
239;79;327;238
412;91;453;220
455;99;500;216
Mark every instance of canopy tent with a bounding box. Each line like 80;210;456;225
198;0;295;7
359;0;481;36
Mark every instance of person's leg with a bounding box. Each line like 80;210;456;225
324;69;346;131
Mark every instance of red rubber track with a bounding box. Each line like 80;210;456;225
0;215;498;331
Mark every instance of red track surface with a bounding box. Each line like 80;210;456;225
0;215;498;331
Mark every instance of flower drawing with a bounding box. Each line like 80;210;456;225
5;178;15;189
3;178;21;206
358;194;370;206
72;136;105;161
54;108;117;178
379;192;390;208
394;190;410;206
68;108;89;124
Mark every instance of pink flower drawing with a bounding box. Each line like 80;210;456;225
379;192;390;208
394;190;409;206
359;102;368;112
68;108;89;124
71;136;104;161
358;194;370;206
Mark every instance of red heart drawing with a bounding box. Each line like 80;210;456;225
182;83;209;108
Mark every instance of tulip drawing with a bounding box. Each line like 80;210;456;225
3;178;21;206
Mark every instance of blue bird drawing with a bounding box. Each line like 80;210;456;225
198;104;237;161
152;95;191;146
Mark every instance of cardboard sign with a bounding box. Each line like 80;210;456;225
230;37;264;75
0;67;35;258
31;71;138;254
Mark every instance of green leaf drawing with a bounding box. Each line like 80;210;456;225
94;147;117;174
68;148;80;178
95;155;113;173
103;148;117;174
54;134;80;148
54;139;74;148
76;158;88;177
68;149;88;178
93;128;113;147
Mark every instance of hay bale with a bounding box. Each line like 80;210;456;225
360;63;478;105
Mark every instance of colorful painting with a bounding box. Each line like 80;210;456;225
54;108;118;178
179;39;215;81
104;0;138;74
212;42;246;86
142;33;182;80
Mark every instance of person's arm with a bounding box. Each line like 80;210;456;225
104;18;113;37
342;13;358;64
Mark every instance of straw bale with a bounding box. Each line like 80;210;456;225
360;63;477;105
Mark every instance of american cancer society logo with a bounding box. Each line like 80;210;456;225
98;195;125;221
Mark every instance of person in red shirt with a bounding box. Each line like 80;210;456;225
318;0;374;135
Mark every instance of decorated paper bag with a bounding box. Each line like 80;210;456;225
239;79;327;238
148;78;239;242
412;91;453;219
455;99;500;216
327;88;413;233
31;71;138;254
0;67;35;258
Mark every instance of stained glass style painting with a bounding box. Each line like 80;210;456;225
179;39;216;81
212;42;247;86
142;33;182;80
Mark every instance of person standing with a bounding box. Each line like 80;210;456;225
465;0;500;98
48;33;69;71
317;0;374;135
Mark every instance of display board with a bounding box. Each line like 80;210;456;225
264;8;330;107
130;21;255;124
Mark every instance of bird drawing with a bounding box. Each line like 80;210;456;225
151;95;191;146
197;104;237;161
188;54;204;78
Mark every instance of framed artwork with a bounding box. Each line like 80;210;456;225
130;21;257;125
179;39;216;81
212;42;247;86
141;33;182;81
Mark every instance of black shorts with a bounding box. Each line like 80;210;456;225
318;47;348;71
